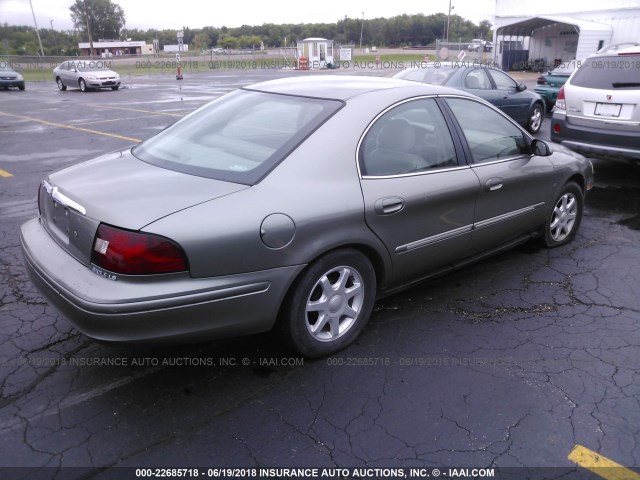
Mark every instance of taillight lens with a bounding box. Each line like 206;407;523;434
537;75;547;85
555;85;566;110
91;224;188;275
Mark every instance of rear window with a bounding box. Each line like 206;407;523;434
396;66;456;85
132;89;343;185
570;55;640;89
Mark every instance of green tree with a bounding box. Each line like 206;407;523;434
194;32;211;50
219;35;239;50
69;0;126;41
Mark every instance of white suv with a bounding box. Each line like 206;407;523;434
551;46;640;161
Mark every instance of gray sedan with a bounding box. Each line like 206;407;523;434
21;76;593;358
53;60;121;92
394;63;546;134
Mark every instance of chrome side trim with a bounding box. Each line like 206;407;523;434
362;165;471;180
396;224;473;253
474;203;545;230
395;203;545;253
43;180;87;216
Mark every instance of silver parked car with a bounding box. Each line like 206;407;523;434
21;76;593;357
551;46;640;161
53;60;121;92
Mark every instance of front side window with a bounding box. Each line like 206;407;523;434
445;98;528;163
132;89;342;184
489;69;517;90
359;98;458;176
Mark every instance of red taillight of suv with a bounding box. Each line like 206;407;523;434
91;224;188;275
555;85;566;110
537;75;547;85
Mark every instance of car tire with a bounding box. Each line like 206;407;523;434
111;86;119;91
279;249;376;358
56;77;66;91
19;85;25;91
527;103;543;134
79;78;87;92
542;182;583;248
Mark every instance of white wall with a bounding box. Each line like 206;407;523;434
495;0;640;17
527;23;580;63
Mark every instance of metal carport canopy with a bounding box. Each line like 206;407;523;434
496;16;612;59
496;15;612;37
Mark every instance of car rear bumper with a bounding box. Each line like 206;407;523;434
551;112;640;160
21;217;303;343
533;86;558;105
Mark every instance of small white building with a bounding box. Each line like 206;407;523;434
492;0;640;69
296;38;334;69
163;44;190;53
78;40;153;56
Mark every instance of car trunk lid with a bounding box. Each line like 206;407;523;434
39;149;248;266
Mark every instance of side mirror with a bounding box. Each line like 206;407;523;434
517;83;527;92
531;139;553;156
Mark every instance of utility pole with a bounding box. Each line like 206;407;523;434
50;20;57;55
28;0;45;56
359;12;364;51
446;0;454;43
83;0;95;58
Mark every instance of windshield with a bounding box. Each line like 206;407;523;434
570;55;640;89
0;64;17;73
132;89;343;185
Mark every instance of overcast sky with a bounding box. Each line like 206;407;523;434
1;0;496;31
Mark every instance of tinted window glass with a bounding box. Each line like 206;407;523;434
397;69;427;82
489;69;517;89
360;98;457;176
133;89;342;185
464;69;492;90
396;66;456;85
570;56;640;89
422;66;457;85
446;98;528;163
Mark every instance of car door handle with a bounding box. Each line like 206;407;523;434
374;197;405;215
485;178;504;192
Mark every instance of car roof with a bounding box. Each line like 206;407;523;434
587;46;640;59
243;75;470;101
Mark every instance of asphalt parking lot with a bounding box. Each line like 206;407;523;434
1;70;640;479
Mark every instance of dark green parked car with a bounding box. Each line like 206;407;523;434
535;60;578;111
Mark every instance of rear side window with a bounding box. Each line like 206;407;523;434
359;98;457;176
570;56;640;89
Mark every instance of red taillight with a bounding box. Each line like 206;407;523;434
555;85;566;110
91;224;188;275
537;75;547;85
553;123;561;134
